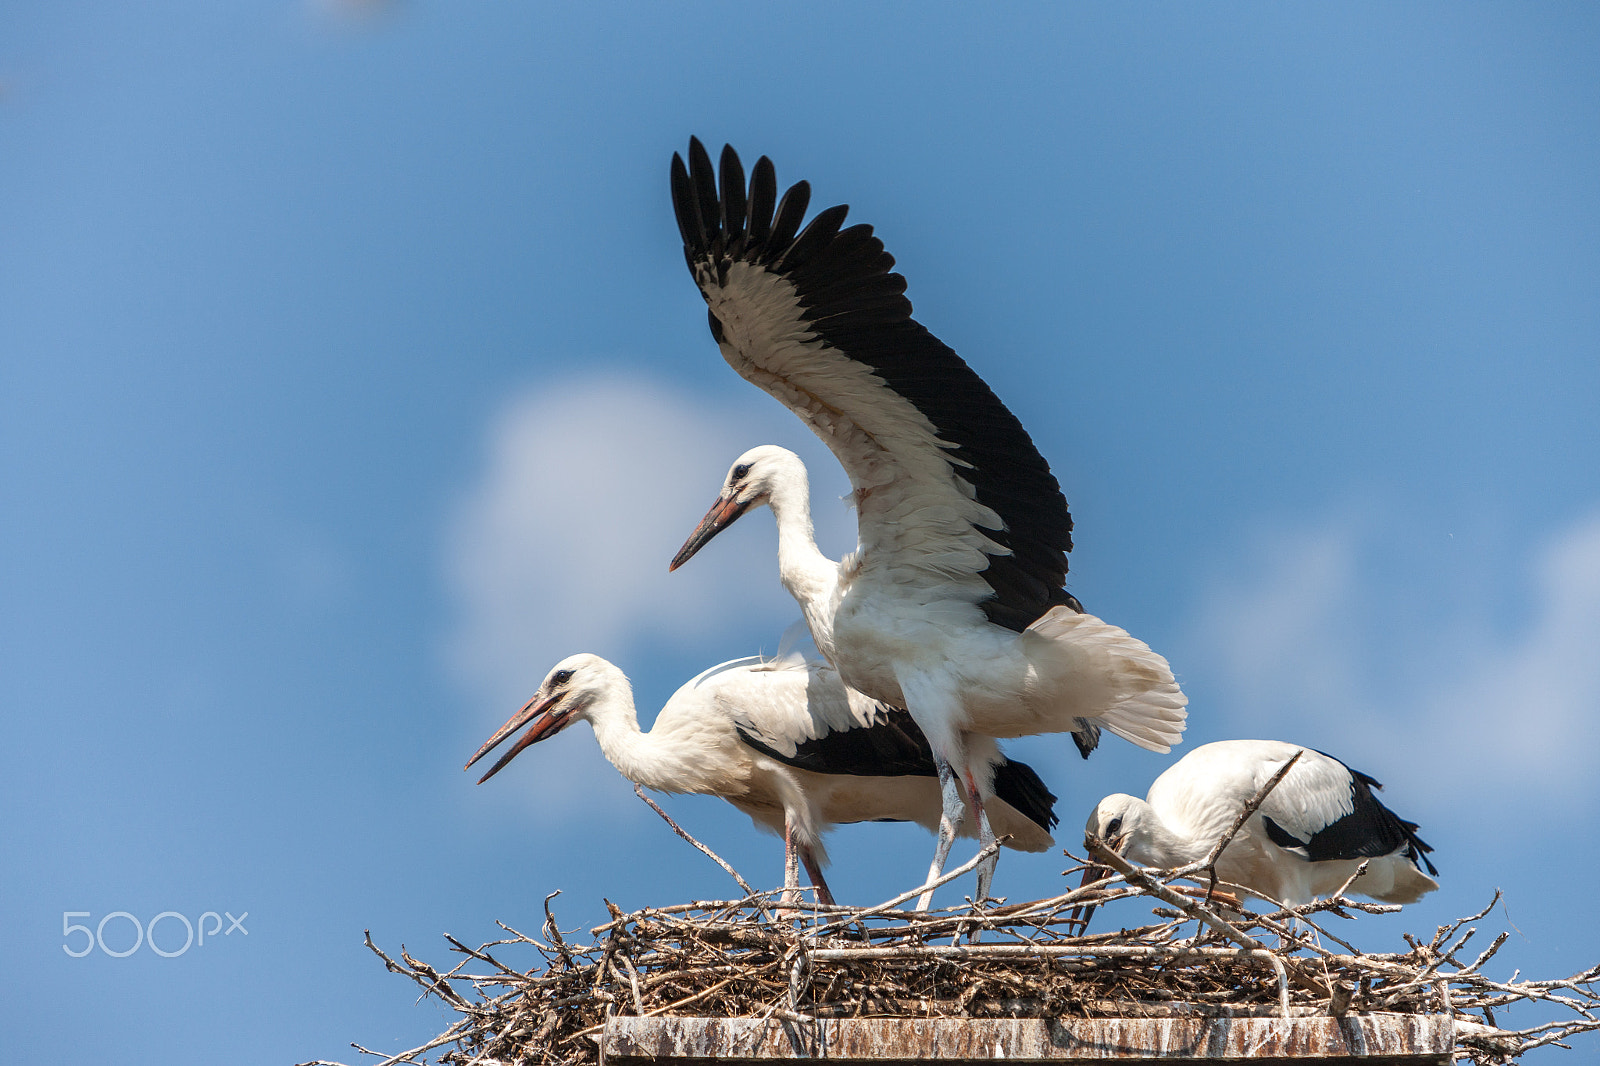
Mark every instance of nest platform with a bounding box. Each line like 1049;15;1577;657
307;849;1600;1066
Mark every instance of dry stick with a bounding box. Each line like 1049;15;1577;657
1086;835;1333;1001
591;899;784;933
810;839;1003;937
633;783;763;904
1193;869;1373;960
542;891;578;970
807;943;1315;963
363;931;480;1014
296;1018;474;1066
443;933;528;982
398;946;476;1012
618;953;647;1015
1265;953;1292;1019
494;917;555;952
572;978;742;1041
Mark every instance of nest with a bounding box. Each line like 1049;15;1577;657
304;783;1600;1066
306;861;1600;1066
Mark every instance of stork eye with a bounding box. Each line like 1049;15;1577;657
551;669;575;687
732;463;752;481
1106;815;1124;838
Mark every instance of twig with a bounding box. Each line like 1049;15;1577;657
811;839;1003;936
633;783;762;903
1086;833;1333;1000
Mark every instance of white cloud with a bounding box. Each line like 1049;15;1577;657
1186;522;1366;732
441;371;854;810
1182;509;1600;811
1420;513;1600;789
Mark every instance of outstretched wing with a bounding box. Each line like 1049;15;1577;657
672;139;1077;631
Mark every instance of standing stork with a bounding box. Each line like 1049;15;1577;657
665;139;1186;905
466;652;1059;907
1083;740;1438;913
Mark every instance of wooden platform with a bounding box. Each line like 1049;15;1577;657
601;1015;1455;1064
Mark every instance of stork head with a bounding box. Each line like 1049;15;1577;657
464;653;624;784
669;445;806;571
1071;794;1148;933
1087;794;1147;854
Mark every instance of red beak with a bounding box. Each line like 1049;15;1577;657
669;493;750;571
464;693;571;784
1068;859;1115;934
1070;831;1127;934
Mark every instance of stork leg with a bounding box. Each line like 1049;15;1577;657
963;768;998;903
781;817;802;915
915;757;963;910
899;673;971;912
799;846;836;908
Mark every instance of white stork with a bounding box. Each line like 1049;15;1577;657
1084;740;1439;911
465;652;1059;906
665;139;1187;905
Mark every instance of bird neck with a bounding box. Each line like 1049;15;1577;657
584;692;719;797
1128;806;1209;869
766;476;842;658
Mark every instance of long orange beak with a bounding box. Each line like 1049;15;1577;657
669;493;750;571
1069;860;1115;934
1069;831;1128;933
464;693;571;784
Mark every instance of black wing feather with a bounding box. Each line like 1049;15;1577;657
718;145;746;245
1265;756;1438;876
747;157;777;243
668;154;705;251
776;203;851;273
686;138;719;241
768;180;810;251
735;705;1059;836
735;705;936;779
673;141;1075;631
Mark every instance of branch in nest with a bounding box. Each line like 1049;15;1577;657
633;783;767;915
330;885;1600;1066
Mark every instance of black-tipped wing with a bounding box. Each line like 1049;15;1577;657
737;704;1061;838
672;139;1077;631
736;704;936;779
705;653;1059;837
1262;754;1437;876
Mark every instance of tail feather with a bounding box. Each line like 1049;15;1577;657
1024;606;1187;754
1384;861;1441;904
1072;723;1101;759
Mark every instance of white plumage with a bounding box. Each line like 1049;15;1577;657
667;140;1186;904
1085;740;1439;908
466;652;1058;905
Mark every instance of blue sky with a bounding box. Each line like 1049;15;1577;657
4;3;1598;1063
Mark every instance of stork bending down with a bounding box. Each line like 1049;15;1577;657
466;653;1059;906
666;140;1187;905
1082;740;1438;922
